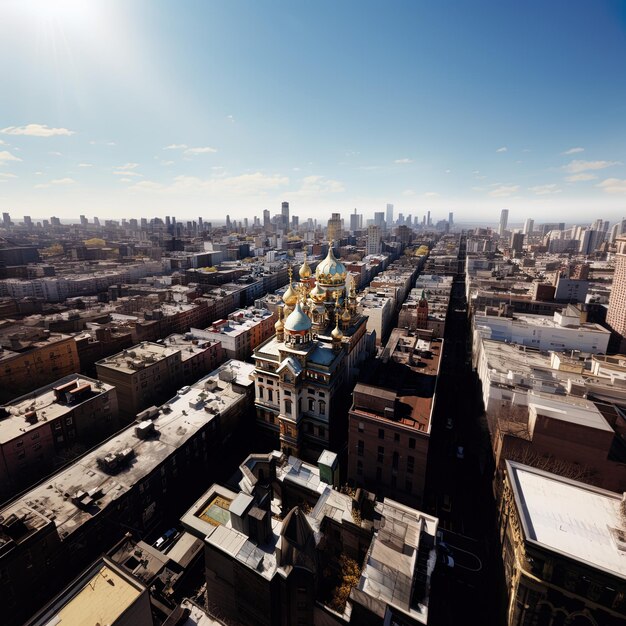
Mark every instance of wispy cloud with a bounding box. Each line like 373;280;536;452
294;175;344;195
49;151;63;157
597;178;626;194
2;124;75;137
529;184;562;195
0;173;17;179
132;172;289;195
563;159;620;173
35;177;76;189
227;114;235;123
561;147;584;155
496;146;508;153
78;163;93;168
565;173;597;182
423;191;439;198
184;146;217;155
394;158;413;164
113;163;142;177
164;144;187;150
0;150;22;163
488;184;519;197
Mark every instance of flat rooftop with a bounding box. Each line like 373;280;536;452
529;392;614;433
507;460;626;580
0;361;254;545
27;559;144;626
96;341;179;373
0;375;114;444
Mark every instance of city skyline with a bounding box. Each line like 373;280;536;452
1;1;626;221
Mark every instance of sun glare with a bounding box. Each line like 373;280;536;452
21;0;101;28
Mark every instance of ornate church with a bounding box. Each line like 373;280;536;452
252;246;370;461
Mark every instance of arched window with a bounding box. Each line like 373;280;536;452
259;386;264;399
268;389;273;402
308;398;315;411
285;399;292;415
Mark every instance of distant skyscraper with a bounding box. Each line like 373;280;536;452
281;201;290;229
366;224;381;255
607;236;626;351
523;218;534;236
23;215;32;228
263;209;270;228
349;208;362;232
226;214;231;230
2;212;11;228
374;212;385;229
386;203;394;228
427;210;431;227
79;215;88;226
499;209;509;236
448;212;454;227
292;215;299;229
327;212;342;243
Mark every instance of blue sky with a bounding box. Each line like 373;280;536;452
0;0;625;224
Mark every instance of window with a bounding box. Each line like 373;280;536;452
319;400;326;415
318;426;325;438
394;433;400;443
31;432;40;440
378;428;385;440
259;387;264;399
407;455;415;474
268;389;273;402
392;451;399;469
307;422;314;434
308;398;315;411
358;422;364;432
409;437;416;449
376;467;382;481
377;446;384;463
285;400;292;415
284;390;291;396
357;440;364;457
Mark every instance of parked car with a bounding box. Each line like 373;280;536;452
456;446;465;459
154;528;178;551
439;553;455;568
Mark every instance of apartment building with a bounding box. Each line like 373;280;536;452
0;375;118;497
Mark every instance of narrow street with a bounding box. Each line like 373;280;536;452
425;236;507;626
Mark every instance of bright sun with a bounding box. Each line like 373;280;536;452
20;0;101;27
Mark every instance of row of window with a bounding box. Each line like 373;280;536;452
355;461;414;492
357;424;418;450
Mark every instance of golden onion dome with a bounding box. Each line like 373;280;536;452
282;282;298;306
315;246;347;284
274;308;284;332
309;283;326;303
299;255;312;279
284;301;312;332
331;322;344;341
341;307;351;322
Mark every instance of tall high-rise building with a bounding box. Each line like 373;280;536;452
23;215;32;228
448;212;454;227
523;218;534;236
427;210;431;227
607;236;626;351
2;212;12;228
499;209;509;236
366;224;381;255
349;208;362;232
263;209;270;228
386;203;394;228
79;215;88;226
510;232;525;254
281;201;290;229
374;212;385;229
327;212;342;244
